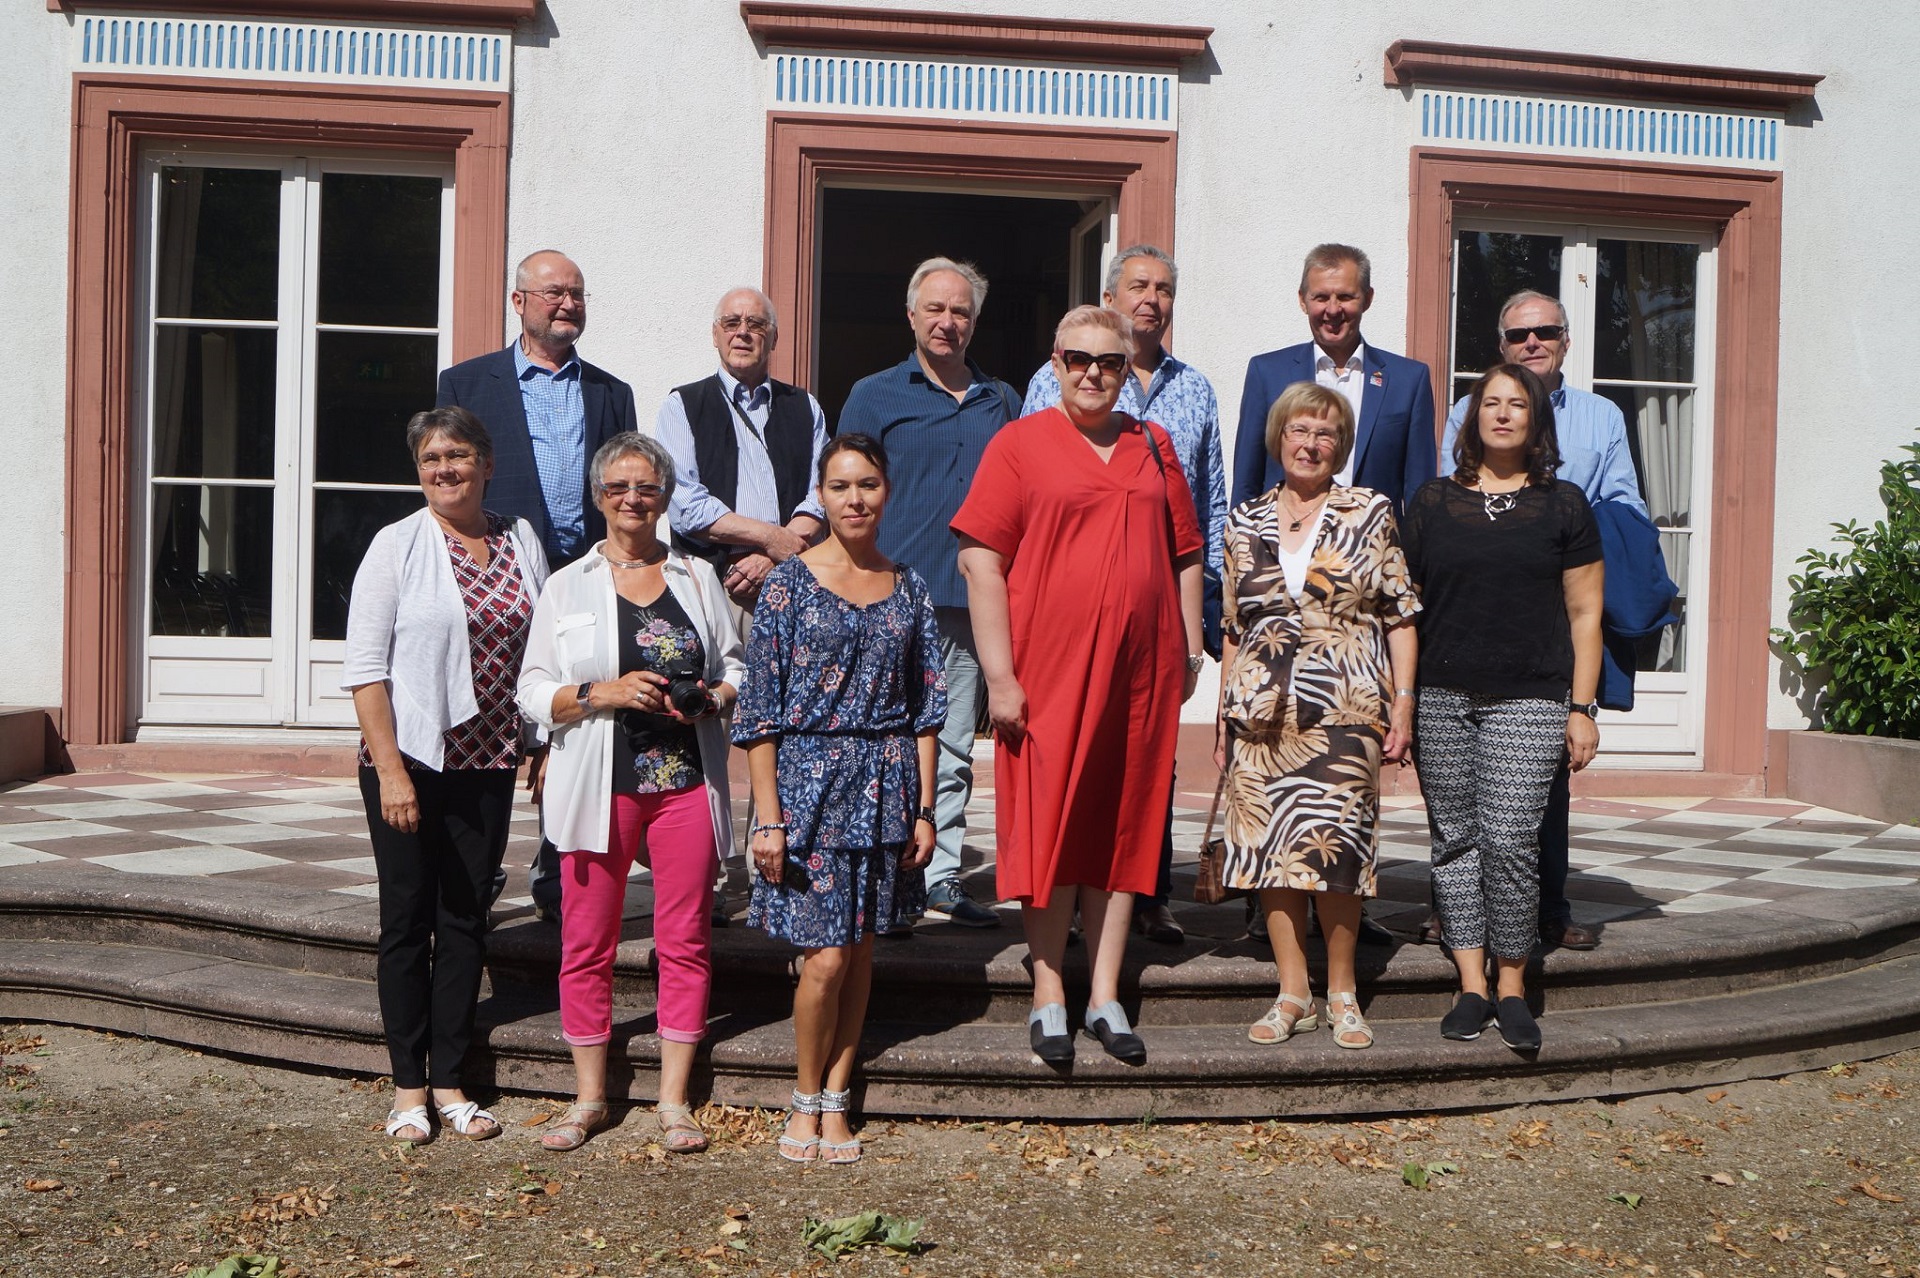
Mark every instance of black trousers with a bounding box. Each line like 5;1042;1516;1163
360;765;516;1090
1537;758;1574;927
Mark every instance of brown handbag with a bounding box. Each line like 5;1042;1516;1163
1193;770;1242;905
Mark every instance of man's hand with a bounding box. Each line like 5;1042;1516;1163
723;553;775;605
761;526;809;562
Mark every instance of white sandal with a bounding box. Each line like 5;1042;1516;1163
435;1098;501;1141
1326;991;1375;1050
384;1104;432;1145
1248;992;1318;1044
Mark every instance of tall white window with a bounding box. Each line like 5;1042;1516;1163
1450;221;1716;766
136;151;454;729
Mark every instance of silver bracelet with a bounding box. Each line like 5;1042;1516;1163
1394;688;1415;699
749;821;787;836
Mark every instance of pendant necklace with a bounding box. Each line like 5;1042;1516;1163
1283;492;1328;532
605;547;667;570
1479;473;1522;521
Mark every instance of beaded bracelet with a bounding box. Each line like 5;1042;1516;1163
750;821;788;836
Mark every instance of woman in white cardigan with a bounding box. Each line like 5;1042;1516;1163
517;432;745;1154
342;406;549;1145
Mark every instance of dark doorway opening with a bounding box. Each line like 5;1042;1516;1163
814;186;1096;425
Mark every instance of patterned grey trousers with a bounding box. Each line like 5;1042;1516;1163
1414;687;1568;960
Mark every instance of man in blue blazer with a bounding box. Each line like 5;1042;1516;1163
1230;244;1436;516
436;249;637;922
1230;245;1436;949
436;249;637;571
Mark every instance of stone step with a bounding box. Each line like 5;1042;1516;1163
5;870;1918;1025
5;936;1918;1119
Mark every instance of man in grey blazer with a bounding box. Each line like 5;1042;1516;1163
436;249;637;921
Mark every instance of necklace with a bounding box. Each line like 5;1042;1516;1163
604;545;667;569
1281;489;1330;532
1482;491;1518;521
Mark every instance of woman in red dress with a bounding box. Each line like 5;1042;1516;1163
954;304;1204;1065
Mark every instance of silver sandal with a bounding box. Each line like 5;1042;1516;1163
1248;992;1318;1044
1326;991;1375;1050
778;1090;821;1164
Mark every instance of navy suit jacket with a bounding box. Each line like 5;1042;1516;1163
435;346;637;567
1230;341;1437;515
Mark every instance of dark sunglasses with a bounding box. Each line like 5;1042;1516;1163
1059;348;1128;375
1501;324;1567;344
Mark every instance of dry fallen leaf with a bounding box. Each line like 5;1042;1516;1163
1854;1178;1905;1203
719;1220;746;1236
1705;1172;1738;1186
521;1111;555;1127
724;1204;751;1220
1706;1089;1728;1103
23;1178;62;1192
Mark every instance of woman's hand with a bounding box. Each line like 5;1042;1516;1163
1213;718;1228;772
596;670;666;714
377;768;419;833
986;677;1028;744
903;814;935;870
1182;658;1200;704
751;826;788;884
1566;712;1600;772
1383;696;1415;764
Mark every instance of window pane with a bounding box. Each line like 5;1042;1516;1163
311;489;427;642
312;331;440;484
156;167;279;321
149;484;274;637
1453;232;1560;376
150;326;277;480
317;173;442;328
1594;240;1698;383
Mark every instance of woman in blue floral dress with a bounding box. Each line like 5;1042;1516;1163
733;434;945;1166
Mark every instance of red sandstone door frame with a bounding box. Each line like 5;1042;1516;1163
1405;147;1783;787
762;112;1177;388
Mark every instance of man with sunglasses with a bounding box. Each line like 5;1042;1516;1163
1424;288;1651;953
1020;245;1225;946
837;257;1022;932
437;248;639;922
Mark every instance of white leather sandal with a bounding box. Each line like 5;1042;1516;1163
1248;992;1318;1044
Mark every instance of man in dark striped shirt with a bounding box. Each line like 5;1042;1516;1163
837;257;1021;930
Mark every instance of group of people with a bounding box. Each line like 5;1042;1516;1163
342;237;1657;1158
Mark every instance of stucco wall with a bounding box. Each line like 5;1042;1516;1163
14;1;1916;740
0;7;74;710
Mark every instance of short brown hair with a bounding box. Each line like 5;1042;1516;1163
1263;382;1355;472
1298;243;1372;294
405;406;493;465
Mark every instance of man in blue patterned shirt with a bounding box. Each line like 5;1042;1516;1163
437;249;637;921
1021;245;1225;946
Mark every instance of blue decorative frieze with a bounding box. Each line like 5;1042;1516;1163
768;48;1177;130
72;10;510;92
1417;88;1781;169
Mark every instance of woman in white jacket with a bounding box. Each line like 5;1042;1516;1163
343;406;549;1145
517;432;745;1154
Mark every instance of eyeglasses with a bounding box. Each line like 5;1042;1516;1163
416;448;480;469
716;314;772;335
1059;349;1128;375
599;482;665;501
1281;425;1341;447
1501;324;1566;344
520;286;589;306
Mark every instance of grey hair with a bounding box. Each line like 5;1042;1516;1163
713;286;779;335
1298;243;1372;294
1498;288;1569;333
514;248;577;290
405;405;493;464
906;257;988;314
590;431;676;501
1104;244;1178;297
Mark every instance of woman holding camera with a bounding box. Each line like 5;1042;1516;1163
735;435;945;1165
517;432;745;1154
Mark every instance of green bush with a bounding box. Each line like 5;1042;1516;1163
1772;439;1920;738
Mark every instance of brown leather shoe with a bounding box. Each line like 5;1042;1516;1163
1416;913;1444;946
1542;919;1599;950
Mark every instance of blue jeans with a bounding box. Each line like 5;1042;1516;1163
930;606;984;891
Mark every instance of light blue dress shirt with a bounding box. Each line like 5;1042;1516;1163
1023;350;1226;577
654;366;827;546
510;341;588;559
1443;381;1649;517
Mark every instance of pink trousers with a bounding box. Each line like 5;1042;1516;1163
558;785;715;1046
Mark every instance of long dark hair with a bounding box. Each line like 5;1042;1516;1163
1452;362;1560;488
817;433;890;484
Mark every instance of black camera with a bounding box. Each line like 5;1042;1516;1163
658;662;712;718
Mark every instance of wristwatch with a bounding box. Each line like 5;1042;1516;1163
576;681;594;713
1185;653;1206;675
915;805;936;825
1571;700;1600;719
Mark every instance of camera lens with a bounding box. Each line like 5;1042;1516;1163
666;677;710;717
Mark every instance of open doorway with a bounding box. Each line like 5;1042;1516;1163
813;186;1107;424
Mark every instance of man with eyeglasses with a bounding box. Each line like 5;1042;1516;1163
1020;245;1225;947
1232;243;1436;949
654;287;826;620
437;248;639;923
836;257;1022;932
1424;288;1651;953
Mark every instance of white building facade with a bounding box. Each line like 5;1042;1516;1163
3;0;1909;794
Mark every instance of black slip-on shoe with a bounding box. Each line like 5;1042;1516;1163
1440;992;1496;1041
1496;996;1542;1051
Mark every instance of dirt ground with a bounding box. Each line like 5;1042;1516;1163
0;1024;1915;1278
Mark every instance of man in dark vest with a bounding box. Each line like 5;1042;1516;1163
654;286;826;626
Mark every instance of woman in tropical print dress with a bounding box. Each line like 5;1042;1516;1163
1215;381;1420;1051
